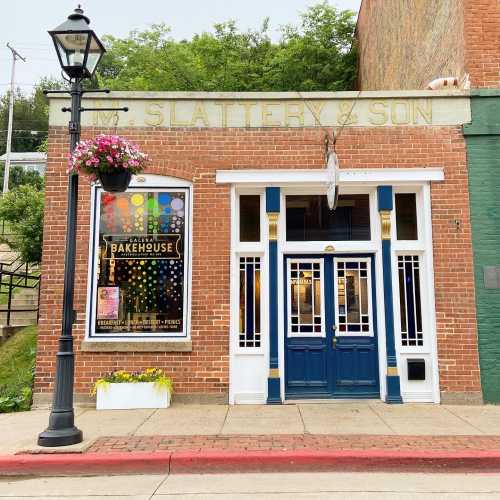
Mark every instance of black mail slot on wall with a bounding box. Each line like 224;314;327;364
407;359;426;381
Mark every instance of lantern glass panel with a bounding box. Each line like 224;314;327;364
54;32;90;68
85;34;104;75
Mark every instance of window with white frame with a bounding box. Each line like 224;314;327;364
395;193;418;240
288;259;324;336
239;194;261;242
398;255;423;347
285;194;371;241
239;256;261;348
394;188;425;348
335;259;373;336
88;185;191;339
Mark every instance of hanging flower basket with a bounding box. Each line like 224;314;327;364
68;134;149;192
98;169;132;193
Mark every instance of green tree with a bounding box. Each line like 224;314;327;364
0;185;44;264
0;164;44;191
0;78;61;156
97;2;357;91
267;2;358;90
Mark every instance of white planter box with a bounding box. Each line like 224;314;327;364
96;382;171;410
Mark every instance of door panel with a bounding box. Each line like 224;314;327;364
285;258;329;397
284;255;380;399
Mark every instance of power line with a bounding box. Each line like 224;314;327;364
3;44;26;194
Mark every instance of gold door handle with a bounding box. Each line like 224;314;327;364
332;337;337;349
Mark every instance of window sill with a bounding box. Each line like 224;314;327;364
80;340;192;353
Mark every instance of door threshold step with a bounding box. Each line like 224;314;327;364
284;399;382;405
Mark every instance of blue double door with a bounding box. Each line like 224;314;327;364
284;255;380;399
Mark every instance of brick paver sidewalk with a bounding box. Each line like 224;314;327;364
87;434;500;454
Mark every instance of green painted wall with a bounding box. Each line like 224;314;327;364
464;90;500;403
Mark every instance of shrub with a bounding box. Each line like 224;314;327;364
0;185;44;264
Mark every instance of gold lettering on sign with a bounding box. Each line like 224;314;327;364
239;102;257;127
170;102;189;126
308;101;325;125
337;101;358;125
145;102;164;127
412;100;432;124
261;103;282;127
285;102;304;126
92;100;120;127
214;102;234;127
190;102;210;127
368;101;389;125
391;100;410;125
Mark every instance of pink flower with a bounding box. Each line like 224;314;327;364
106;155;113;163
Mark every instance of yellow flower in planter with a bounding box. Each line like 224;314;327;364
92;368;174;397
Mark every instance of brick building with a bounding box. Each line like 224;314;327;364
34;90;480;406
34;0;499;406
357;0;500;403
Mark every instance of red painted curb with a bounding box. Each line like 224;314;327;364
2;449;500;476
0;452;172;476
170;449;500;473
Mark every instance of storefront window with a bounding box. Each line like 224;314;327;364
91;188;190;338
286;194;371;241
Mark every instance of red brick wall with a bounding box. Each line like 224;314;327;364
34;125;481;398
356;0;465;90
356;0;500;90
464;0;500;88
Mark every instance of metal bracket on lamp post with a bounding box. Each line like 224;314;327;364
37;84;127;448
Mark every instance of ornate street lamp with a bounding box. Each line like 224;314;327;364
49;5;105;80
38;6;125;447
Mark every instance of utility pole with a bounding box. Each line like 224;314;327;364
3;43;26;194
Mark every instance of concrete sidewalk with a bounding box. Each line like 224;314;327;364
4;472;500;499
2;401;500;455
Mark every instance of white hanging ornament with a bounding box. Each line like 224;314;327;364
326;149;339;211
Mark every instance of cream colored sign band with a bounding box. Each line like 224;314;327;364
49;95;470;128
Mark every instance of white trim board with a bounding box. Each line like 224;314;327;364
216;168;444;186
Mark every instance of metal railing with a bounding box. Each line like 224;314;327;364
0;219;15;238
0;257;40;326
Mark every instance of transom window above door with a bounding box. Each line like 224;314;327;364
286;194;371;241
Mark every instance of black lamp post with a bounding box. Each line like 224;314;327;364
37;6;106;447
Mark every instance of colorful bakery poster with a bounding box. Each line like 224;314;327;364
97;287;120;319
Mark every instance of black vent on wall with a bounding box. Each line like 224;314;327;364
407;359;426;381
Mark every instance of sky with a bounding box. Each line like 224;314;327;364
0;0;362;95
